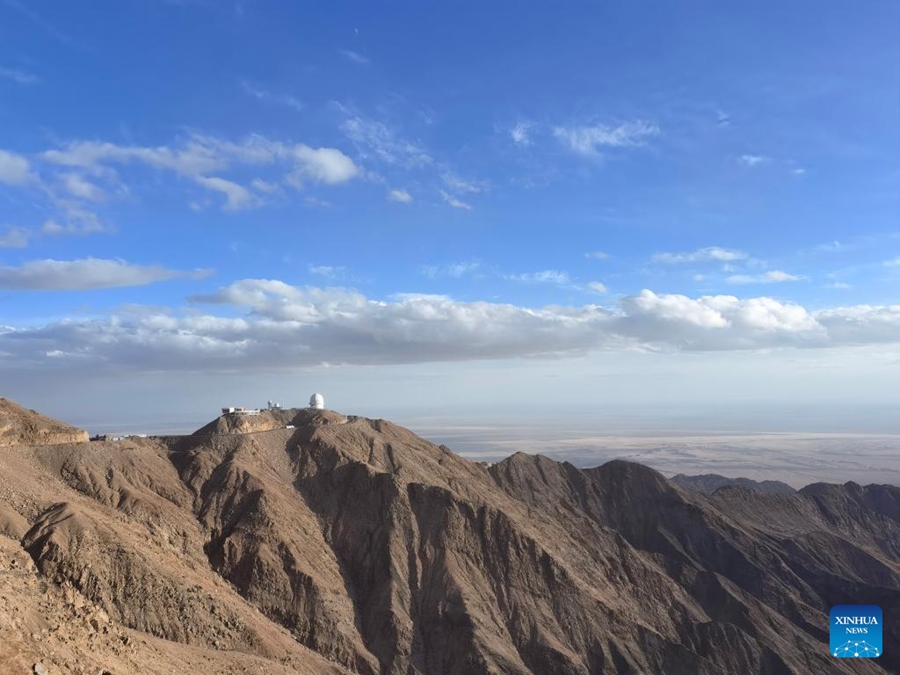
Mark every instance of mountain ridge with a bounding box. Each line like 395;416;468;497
0;400;896;674
670;473;797;495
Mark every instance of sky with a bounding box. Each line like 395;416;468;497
1;1;899;433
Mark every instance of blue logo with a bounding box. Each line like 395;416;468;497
830;605;882;658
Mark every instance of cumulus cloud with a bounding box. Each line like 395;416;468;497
0;226;29;248
587;281;608;294
388;188;413;203
553;120;659;157
726;270;804;284
615;290;826;349
0;149;36;185
0;258;213;291
815;304;900;345
653;247;748;264
289;145;360;185
3;282;900;374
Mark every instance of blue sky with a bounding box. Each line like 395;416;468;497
1;1;899;430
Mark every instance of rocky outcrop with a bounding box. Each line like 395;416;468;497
0;397;89;447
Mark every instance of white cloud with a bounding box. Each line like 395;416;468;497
884;257;900;268
653;246;748;264
440;190;471;210
251;178;280;194
338;49;369;65
340;116;431;167
0;66;40;85
828;282;852;289
0;149;35;185
421;261;482;279
289;145;359;186
43;136;234;176
510;121;534;147
0;226;29;248
194;176;256;211
388;188;413;203
40;203;108;236
308;265;347;280
304;196;332;209
4;282;900;374
584;251;611;260
617;291;825;347
726;270;805;284
739;154;769;167
505;270;572;286
553;120;659;157
240;80;303;112
441;172;487;194
43;134;359;198
815;304;900;345
587;281;608;294
60;172;106;202
0;258;212;291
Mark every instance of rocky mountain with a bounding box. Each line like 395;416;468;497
670;473;797;495
0;399;897;674
0;397;89;447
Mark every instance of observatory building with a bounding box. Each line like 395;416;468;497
309;393;325;410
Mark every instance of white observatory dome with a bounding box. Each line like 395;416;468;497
309;393;325;410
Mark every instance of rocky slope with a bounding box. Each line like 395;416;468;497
0;398;89;447
0;399;897;674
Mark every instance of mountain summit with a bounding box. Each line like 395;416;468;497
0;400;897;674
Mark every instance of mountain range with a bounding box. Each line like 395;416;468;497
0;398;897;674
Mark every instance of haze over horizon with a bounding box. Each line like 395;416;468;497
1;1;898;429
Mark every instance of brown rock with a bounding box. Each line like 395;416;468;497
0;399;896;674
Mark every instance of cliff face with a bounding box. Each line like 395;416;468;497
0;402;897;674
0;397;89;447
